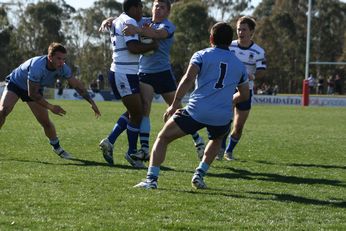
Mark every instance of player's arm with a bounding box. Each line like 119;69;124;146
233;82;250;105
127;40;158;54
99;17;116;32
164;63;199;121
249;69;265;81
123;24;168;39
27;79;66;116
67;77;101;117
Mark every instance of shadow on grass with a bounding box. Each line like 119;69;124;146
248;191;346;208
163;188;346;208
0;157;175;171
208;167;345;188
235;159;346;170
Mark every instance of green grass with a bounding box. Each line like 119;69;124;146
1;100;345;230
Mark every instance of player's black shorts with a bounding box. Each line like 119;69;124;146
139;70;177;94
6;81;42;102
173;109;231;140
236;90;253;111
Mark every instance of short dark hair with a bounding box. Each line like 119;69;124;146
210;22;233;46
155;0;171;11
48;42;67;56
237;16;256;31
123;0;142;13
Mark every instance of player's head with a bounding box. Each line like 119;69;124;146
152;0;171;22
123;0;143;21
236;16;256;41
47;42;67;69
210;22;233;47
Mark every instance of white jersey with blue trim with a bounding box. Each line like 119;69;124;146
110;13;140;74
186;47;248;126
138;17;176;73
8;55;71;90
229;40;266;90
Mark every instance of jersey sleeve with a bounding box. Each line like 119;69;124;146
27;63;43;84
238;65;249;86
60;64;72;79
159;20;176;38
256;49;266;70
123;18;139;43
190;51;202;70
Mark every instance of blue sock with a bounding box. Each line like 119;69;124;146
225;136;239;153
139;116;150;151
49;138;60;149
108;112;129;144
196;161;209;177
147;166;160;181
192;132;200;143
127;123;140;154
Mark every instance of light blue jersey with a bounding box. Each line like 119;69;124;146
186;47;248;126
138;17;175;73
8;55;72;90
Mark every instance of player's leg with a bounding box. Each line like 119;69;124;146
134;109;201;189
0;86;19;129
99;71;129;165
224;108;250;160
138;82;155;156
192;123;229;189
122;92;144;167
224;90;252;160
27;101;72;159
162;91;205;160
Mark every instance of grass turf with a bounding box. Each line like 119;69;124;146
0;100;345;230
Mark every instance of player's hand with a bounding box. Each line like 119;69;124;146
122;24;138;36
91;104;101;118
163;105;177;122
50;105;66;116
98;17;114;32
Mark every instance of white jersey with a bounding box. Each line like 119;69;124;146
110;13;140;74
229;40;266;90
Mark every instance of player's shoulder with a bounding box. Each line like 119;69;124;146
30;56;48;68
250;42;265;54
117;13;137;25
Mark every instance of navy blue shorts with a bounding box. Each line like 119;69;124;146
139;70;177;94
236;90;253;111
173;109;231;140
6;81;42;102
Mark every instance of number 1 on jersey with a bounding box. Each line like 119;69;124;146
214;62;227;89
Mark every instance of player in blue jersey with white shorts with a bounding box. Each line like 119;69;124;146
0;42;101;159
122;0;206;162
217;16;267;161
98;0;157;168
134;22;249;189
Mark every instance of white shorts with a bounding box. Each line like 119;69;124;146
110;71;140;98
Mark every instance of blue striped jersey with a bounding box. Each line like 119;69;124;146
229;40;266;90
110;13;140;74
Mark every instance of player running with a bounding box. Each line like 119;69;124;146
134;22;249;189
218;16;266;161
0;42;101;159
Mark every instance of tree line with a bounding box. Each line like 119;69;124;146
0;0;345;94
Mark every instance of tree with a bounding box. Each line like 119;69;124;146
70;0;122;85
15;1;66;57
170;0;215;79
253;0;346;93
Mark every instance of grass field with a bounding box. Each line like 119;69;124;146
0;100;345;230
